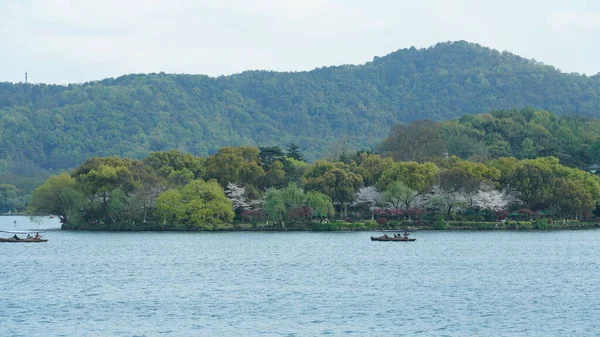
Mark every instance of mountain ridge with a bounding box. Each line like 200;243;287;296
1;40;600;175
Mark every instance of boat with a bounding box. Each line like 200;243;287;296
371;231;416;242
0;230;48;243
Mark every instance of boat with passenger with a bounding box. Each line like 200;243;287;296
0;230;48;243
371;230;416;242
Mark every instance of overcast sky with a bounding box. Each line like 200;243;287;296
1;0;599;84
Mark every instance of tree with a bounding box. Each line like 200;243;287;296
302;161;363;217
204;146;265;187
155;179;234;229
143;150;205;182
282;183;305;213
305;191;334;221
286;143;304;162
550;178;592;219
27;172;83;224
381;182;420;218
428;170;478;220
470;183;518;212
0;184;19;213
263;188;287;227
381;182;405;213
260;160;286;189
376;161;439;193
380;120;447;162
351;153;394;187
125;164;170;224
225;182;250;212
354;186;380;219
259;146;285;169
504;159;556;209
281;157;307;186
74;161;135;224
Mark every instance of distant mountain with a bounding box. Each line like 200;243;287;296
1;40;600;175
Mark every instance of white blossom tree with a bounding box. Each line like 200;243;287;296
225;182;249;211
426;185;469;221
471;184;519;212
354;186;380;219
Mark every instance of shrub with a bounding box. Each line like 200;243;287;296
534;219;549;229
518;208;534;215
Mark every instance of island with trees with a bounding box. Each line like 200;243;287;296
27;109;600;231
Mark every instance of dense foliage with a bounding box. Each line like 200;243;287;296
27;143;600;230
2;41;600;178
380;108;600;170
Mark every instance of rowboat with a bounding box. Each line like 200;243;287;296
370;236;416;242
0;230;48;243
371;230;416;242
0;237;48;243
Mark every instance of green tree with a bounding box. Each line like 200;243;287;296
303;161;363;217
376;161;439;193
0;183;19;213
588;138;600;164
143;150;205;182
155;179;234;229
351;153;394;187
204;146;265;187
381;181;419;216
74;158;136;224
380;120;447;162
27;173;83;224
263;188;287;227
259;146;285;169
286;143;304;162
305;191;334;221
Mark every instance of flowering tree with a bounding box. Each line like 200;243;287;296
470;184;519;212
426;185;469;221
354;186;380;219
225;182;249;212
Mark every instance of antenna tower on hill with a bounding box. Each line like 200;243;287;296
25;69;28;84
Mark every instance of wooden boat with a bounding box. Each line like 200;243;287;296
371;231;416;242
0;230;48;243
370;235;416;242
0;237;48;243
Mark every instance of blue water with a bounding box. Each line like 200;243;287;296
1;217;600;336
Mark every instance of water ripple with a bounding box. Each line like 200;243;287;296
1;227;600;336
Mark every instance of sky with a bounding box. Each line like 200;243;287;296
1;0;599;84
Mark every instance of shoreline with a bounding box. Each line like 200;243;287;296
60;220;600;232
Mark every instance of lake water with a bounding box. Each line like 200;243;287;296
1;216;599;336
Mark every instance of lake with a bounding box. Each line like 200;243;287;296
1;216;599;336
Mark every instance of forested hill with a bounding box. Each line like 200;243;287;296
2;40;600;175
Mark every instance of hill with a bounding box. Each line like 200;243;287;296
1;40;600;177
379;108;600;170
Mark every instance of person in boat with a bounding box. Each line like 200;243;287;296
34;232;41;240
26;234;32;239
13;234;19;240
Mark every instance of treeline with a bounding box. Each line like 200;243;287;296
5;107;600;215
380;107;600;170
2;40;600;182
28;142;600;230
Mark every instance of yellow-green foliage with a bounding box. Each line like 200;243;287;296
156;179;234;229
